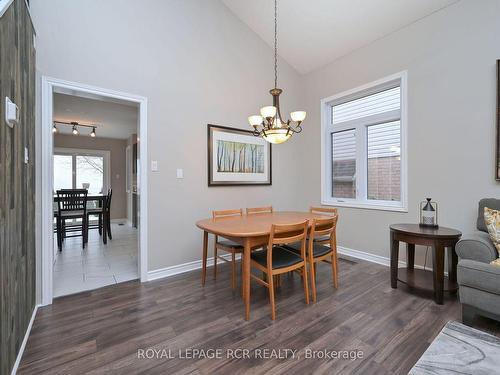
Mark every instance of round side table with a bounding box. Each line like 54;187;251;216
390;224;462;304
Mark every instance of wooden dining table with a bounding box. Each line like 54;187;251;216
196;211;331;320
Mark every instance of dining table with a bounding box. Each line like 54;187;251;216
53;193;109;244
196;211;331;320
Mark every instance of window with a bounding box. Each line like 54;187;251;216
321;72;407;211
53;148;110;195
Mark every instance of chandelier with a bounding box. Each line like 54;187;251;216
248;0;306;144
53;121;97;137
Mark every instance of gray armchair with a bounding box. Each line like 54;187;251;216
456;198;500;325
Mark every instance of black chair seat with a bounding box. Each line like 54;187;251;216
217;239;243;249
251;246;303;269
285;242;332;258
313;235;330;243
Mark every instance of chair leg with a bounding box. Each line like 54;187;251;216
107;215;112;240
302;263;310;305
57;218;62;251
98;214;102;235
331;250;339;288
268;272;276;320
213;246;218;280
310;261;317;303
231;252;236;290
82;217;86;249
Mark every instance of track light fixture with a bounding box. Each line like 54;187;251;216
53;121;98;137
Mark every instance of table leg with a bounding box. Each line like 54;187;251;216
244;238;251;321
432;244;445;304
448;244;458;284
201;231;208;286
390;231;399;288
407;243;415;270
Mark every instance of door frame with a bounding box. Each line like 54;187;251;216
40;76;148;305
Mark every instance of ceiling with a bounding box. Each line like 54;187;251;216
53;93;138;140
222;0;459;74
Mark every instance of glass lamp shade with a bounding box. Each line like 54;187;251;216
248;115;263;127
260;106;277;119
263;128;292;144
290;111;306;122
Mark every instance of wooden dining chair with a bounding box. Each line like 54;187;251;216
284;216;339;303
87;188;113;241
246;206;273;215
56;189;88;250
212;209;244;290
309;206;338;244
250;221;310;320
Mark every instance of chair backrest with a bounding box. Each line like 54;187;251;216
309;216;338;248
56;189;88;213
212;208;243;219
310;206;338;216
105;188;112;213
246;206;273;215
477;198;500;232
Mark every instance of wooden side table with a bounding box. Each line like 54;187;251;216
390;224;462;304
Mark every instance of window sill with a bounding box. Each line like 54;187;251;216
321;199;408;213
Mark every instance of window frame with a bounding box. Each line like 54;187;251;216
320;71;408;212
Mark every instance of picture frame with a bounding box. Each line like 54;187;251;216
207;124;272;186
496;60;500;180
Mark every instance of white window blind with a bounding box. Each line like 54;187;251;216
332;86;400;124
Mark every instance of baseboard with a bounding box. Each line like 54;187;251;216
147;253;240;282
11;304;39;375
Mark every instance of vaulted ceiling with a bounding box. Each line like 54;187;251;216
222;0;459;74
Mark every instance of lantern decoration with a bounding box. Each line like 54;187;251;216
419;198;438;228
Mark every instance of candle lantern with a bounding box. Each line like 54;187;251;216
419;198;438;228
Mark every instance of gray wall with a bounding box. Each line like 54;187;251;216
298;0;500;265
0;1;36;373
54;134;128;220
30;0;304;271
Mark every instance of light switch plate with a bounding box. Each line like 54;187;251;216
151;160;158;172
176;169;184;179
24;147;29;164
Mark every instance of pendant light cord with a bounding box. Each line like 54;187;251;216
274;0;278;89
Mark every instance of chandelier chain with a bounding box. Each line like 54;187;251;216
274;0;277;89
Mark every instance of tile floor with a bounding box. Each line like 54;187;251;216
53;223;138;298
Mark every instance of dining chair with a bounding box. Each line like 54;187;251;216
212;209;244;290
56;189;89;250
284;215;339;303
250;221;310;320
87;188;113;241
309;206;338;244
246;206;273;215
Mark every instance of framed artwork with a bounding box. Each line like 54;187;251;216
207;124;272;186
497;60;500;180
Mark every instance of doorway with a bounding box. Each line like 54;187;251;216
40;77;148;305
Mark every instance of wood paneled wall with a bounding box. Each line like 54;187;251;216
0;1;36;374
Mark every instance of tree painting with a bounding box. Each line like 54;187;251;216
217;140;264;173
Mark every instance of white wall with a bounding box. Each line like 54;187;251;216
298;0;500;265
30;0;304;271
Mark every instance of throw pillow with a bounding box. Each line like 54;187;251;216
483;207;500;258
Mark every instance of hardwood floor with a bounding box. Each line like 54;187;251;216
19;256;500;374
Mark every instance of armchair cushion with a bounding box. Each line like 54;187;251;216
455;231;498;263
458;259;500;295
477;198;500;232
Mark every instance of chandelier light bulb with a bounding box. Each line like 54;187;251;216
248;115;263;127
290;111;306;122
72;125;79;135
260;106;277;119
52;124;58;133
90;127;96;137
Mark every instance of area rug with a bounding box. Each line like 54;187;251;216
409;320;500;375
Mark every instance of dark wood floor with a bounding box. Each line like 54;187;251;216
19;256;500;374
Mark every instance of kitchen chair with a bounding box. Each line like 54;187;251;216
285;216;339;303
250;221;310;319
246;206;273;215
212;209;244;289
56;189;88;250
87;188;113;241
309;206;338;244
